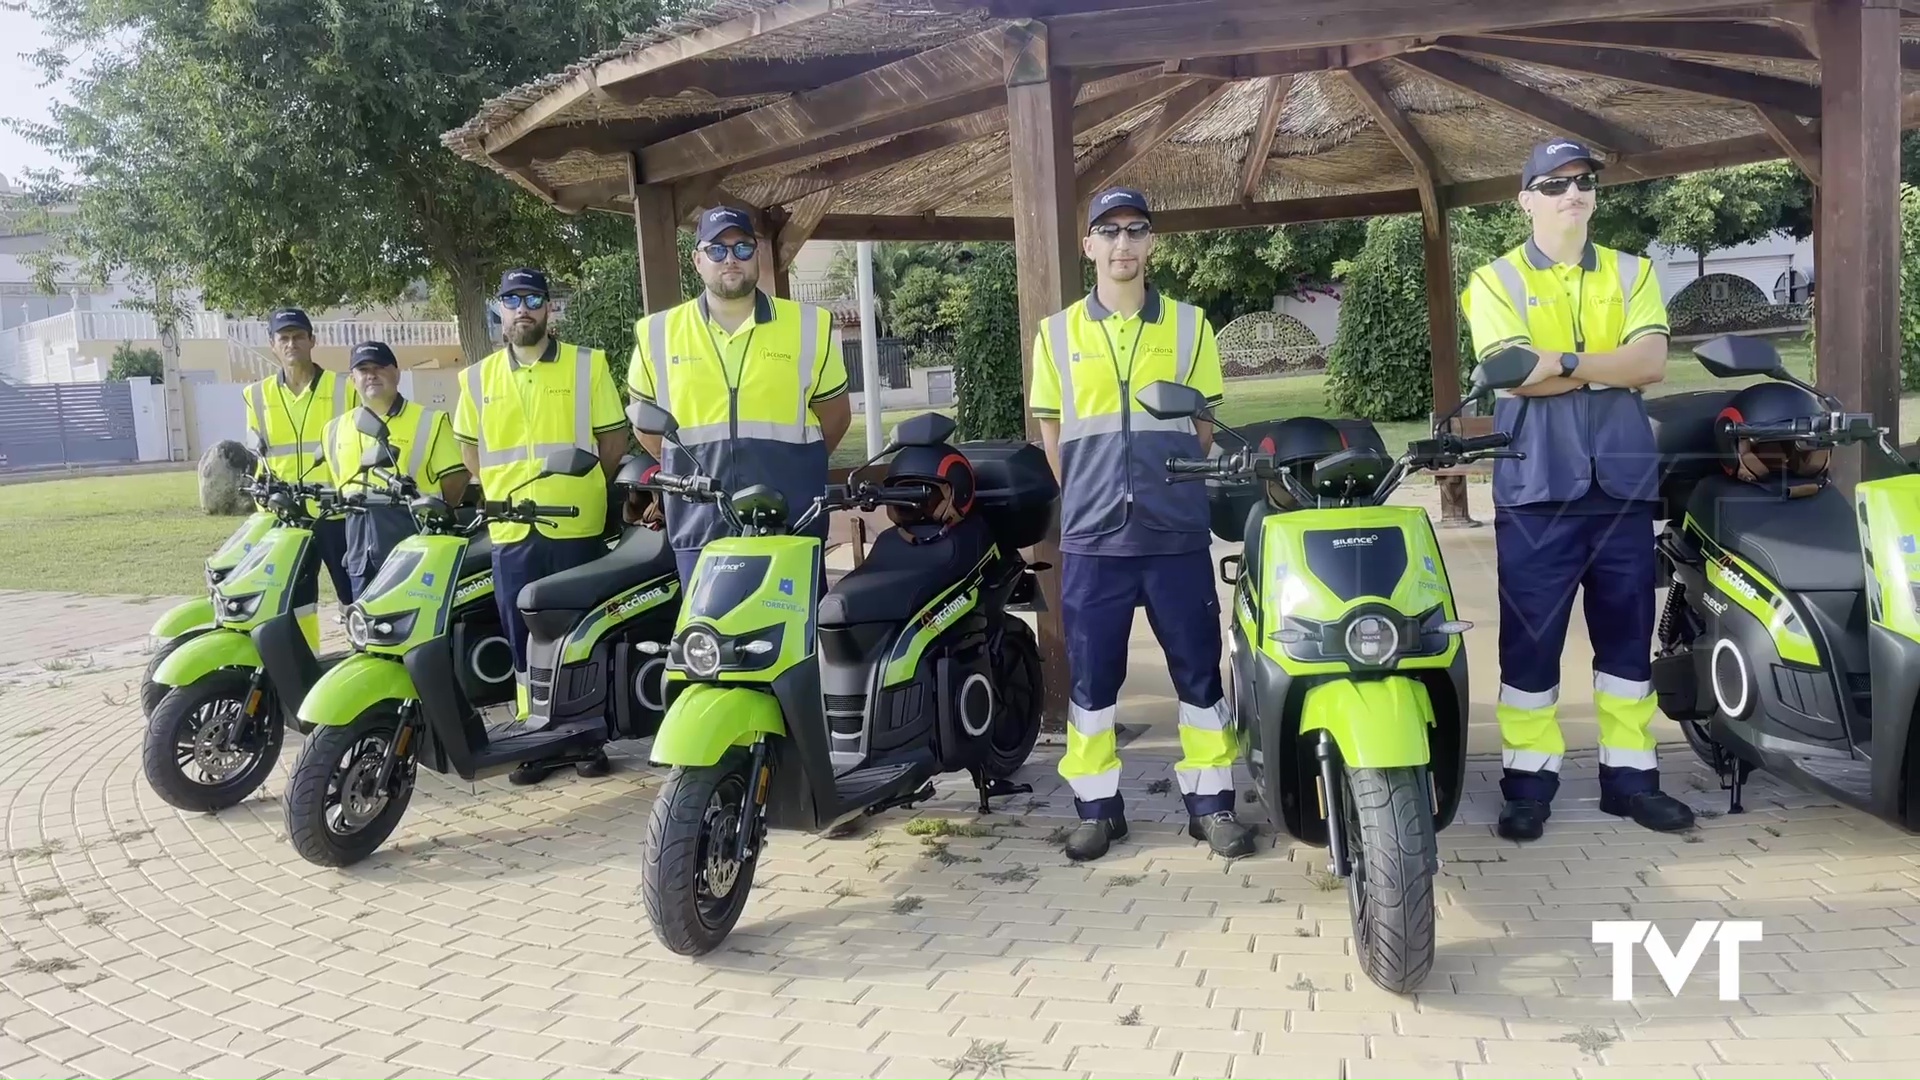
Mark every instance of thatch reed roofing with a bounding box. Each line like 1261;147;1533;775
442;0;1920;230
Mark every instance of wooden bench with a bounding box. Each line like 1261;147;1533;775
1432;414;1495;528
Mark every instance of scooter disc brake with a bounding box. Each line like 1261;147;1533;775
701;791;743;900
336;747;390;831
190;701;251;783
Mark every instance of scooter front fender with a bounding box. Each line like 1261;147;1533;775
298;654;417;728
150;597;215;640
650;683;787;768
1299;676;1434;769
152;630;261;688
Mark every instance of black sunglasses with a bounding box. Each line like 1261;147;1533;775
1090;221;1153;240
496;294;548;310
1529;173;1599;197
702;240;758;263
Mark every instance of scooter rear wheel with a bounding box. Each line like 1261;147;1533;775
642;754;759;956
1343;765;1437;994
986;618;1044;779
143;671;284;813
284;707;415;868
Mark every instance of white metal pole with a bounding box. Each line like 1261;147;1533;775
857;240;883;459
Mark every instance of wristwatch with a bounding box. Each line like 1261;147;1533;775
1559;352;1580;378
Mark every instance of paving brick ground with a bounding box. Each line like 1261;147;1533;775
2;504;1920;1078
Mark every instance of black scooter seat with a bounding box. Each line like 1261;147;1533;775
820;516;993;627
1687;475;1865;594
516;526;675;614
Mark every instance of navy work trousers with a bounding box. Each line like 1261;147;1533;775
1495;504;1659;803
493;534;608;678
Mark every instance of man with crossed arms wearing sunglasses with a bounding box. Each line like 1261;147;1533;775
629;207;853;587
1462;139;1694;841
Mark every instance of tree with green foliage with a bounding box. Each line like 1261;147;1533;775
553;233;699;389
938;245;1025;441
1146;220;1364;324
11;0;670;363
1648;162;1807;276
106;341;163;383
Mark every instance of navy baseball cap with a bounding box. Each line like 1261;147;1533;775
268;308;313;335
1521;139;1604;189
497;267;549;297
1087;187;1153;228
350;341;398;369
696;206;757;244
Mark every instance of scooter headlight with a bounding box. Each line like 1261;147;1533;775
217;592;265;624
1345;614;1400;666
345;608;370;648
361;611;417;647
682;628;722;678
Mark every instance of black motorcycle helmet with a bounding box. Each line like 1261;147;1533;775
1716;382;1830;497
613;447;665;529
884;443;978;543
1256;416;1348;509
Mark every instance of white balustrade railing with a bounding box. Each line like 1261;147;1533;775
223;319;460;349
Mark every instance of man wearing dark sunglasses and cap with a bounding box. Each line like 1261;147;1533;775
1461;139;1694;841
1028;187;1251;863
453;267;630;785
628;206;853;586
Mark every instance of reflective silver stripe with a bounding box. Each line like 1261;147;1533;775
1133;414;1195;435
1069;703;1115;737
478;448;521;468
1174;301;1198;384
1066;770;1121;800
465;362;488;464
679;420;817;446
1490;259;1531;320
247;383;267;443
1598;746;1658;770
1594;672;1652;700
798;305;821;428
1497;683;1558;711
1060;412;1124;442
572;345;592;451
1175;766;1234;797
1616;253;1643;302
647;314;670;412
679;422;732;446
409;408;441;478
1177;700;1228;732
1503;750;1563;774
330;371;346;418
1046;314;1076;425
263;441;321;459
323;417;340;473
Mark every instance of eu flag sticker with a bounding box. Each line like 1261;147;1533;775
1902;536;1916;555
265;563;276;576
1423;555;1436;574
779;578;794;596
422;572;436;586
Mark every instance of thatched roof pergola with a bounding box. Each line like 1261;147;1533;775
447;0;1917;724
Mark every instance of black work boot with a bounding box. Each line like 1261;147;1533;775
509;759;558;786
1189;810;1256;858
1602;790;1696;832
1497;798;1552;841
575;747;611;778
1064;818;1128;861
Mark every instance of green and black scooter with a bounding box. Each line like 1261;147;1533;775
284;443;681;867
1132;345;1536;994
630;401;1052;957
141;422;514;814
142;488;278;717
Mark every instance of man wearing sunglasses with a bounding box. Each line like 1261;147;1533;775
1461;139;1693;841
1028;187;1252;863
453;267;630;785
628;206;852;586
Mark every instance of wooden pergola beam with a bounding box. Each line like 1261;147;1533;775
1394;51;1656;154
1439;36;1822;116
1755;105;1822;183
775;188;837;270
1167;40;1423;80
1485;19;1815;60
484;0;874;155
1338;62;1448;219
600;50;922;105
636;30;1006;184
1238;76;1292;202
1073;79;1232;201
1041;0;1766;67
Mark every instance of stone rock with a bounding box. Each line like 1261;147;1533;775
198;440;257;515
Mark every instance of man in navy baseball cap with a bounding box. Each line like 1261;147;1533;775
696;206;757;245
1086;186;1152;230
498;267;549;298
268;308;314;336
1521;139;1604;192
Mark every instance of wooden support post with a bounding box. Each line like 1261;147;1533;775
1813;0;1901;490
767;207;793;299
628;155;685;314
1423;195;1475;528
1005;19;1078;736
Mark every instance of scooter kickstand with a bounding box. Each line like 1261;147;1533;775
969;767;1032;816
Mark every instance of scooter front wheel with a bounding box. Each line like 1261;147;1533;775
143;671;284;813
642;754;760;956
142;630;207;718
1343;765;1437;994
284;707;415;867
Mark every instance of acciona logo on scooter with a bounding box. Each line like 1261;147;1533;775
920;592;971;634
1714;556;1763;605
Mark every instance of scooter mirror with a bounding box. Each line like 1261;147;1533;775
889;413;957;448
244;429;268;458
1471;346;1538;395
627;399;679;438
353;408;390;440
1135;380;1208;420
1694;334;1786;380
540;446;602;479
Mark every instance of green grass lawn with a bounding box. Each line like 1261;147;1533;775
6;336;1903;598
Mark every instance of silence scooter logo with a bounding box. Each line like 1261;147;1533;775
1331;534;1379;548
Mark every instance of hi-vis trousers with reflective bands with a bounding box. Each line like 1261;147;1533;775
1057;551;1238;820
1494;504;1660;804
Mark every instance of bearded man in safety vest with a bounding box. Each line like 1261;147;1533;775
1029;187;1253;863
1463;139;1695;841
628;206;853;585
245;307;358;632
322;341;468;598
453;268;630;786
